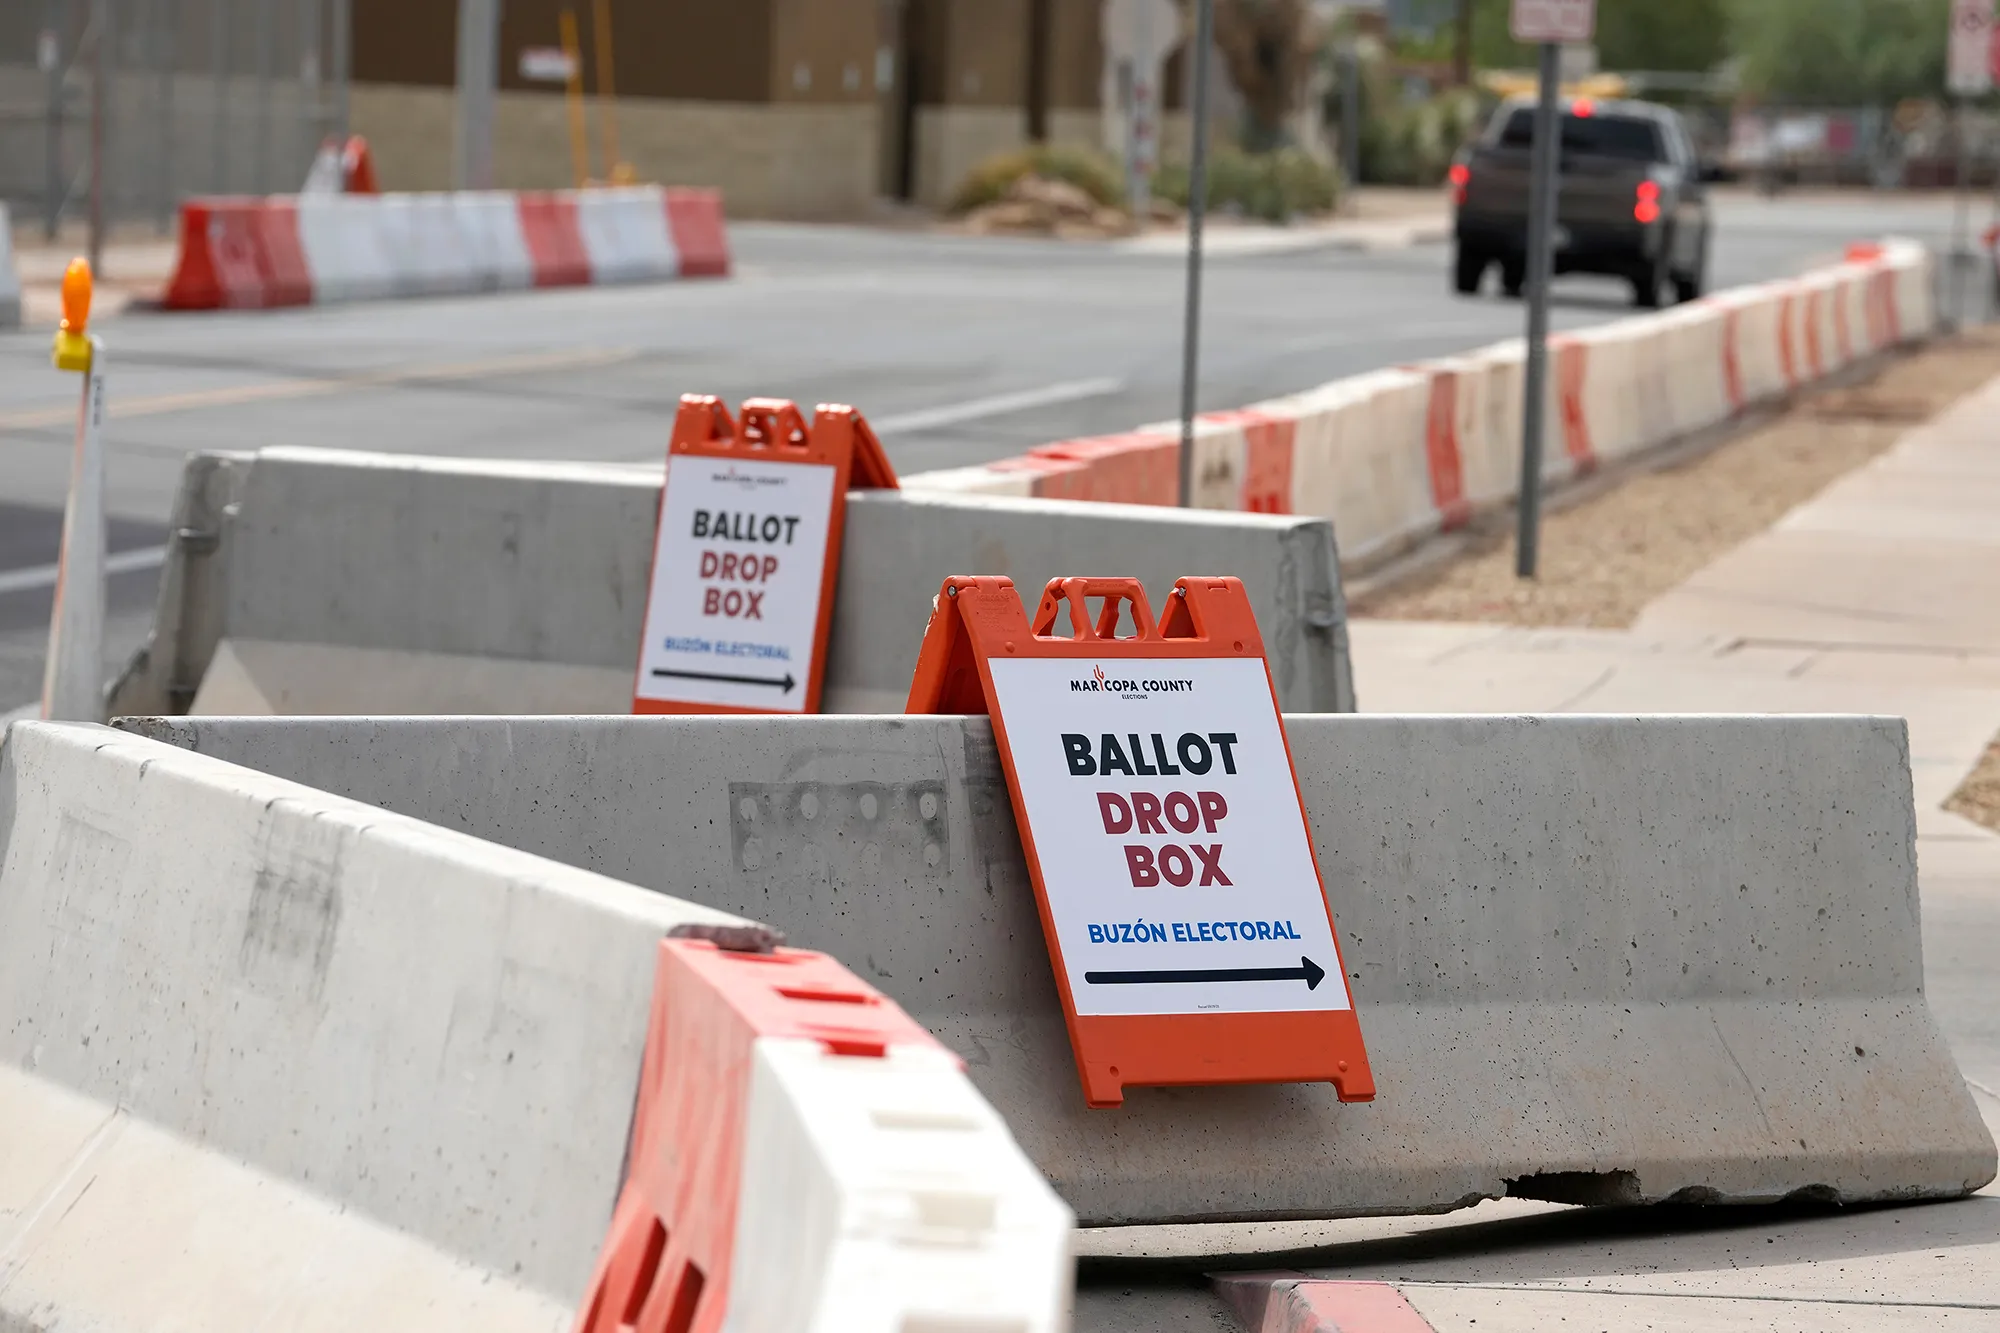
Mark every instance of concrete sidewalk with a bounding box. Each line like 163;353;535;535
1319;369;2000;1330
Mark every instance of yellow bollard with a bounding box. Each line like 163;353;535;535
42;257;109;723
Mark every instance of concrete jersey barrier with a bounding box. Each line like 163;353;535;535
125;712;1998;1224
0;720;760;1328
108;446;1355;719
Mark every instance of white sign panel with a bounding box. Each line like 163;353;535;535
1950;0;1994;95
519;46;577;83
1510;0;1596;44
985;655;1354;1018
634;455;836;712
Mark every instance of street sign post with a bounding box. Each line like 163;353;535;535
633;396;896;716
906;574;1375;1110
1949;0;1993;326
1511;0;1592;577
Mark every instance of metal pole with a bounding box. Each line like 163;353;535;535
331;0;349;139
1339;42;1360;202
1176;0;1214;508
157;0;179;233
1952;97;1972;329
211;0;228;191
43;0;68;239
254;0;273;192
455;0;500;189
1514;40;1561;579
87;0;106;274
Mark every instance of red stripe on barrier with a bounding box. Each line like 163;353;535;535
1554;338;1596;472
573;938;946;1333
1202;409;1296;513
1015;432;1178;505
1720;307;1745;412
517;192;591;287
664;188;732;278
1802;289;1824;379
1421;371;1471;528
1832;282;1852;362
1777;292;1799;390
163;198;312;310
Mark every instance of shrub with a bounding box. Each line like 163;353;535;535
1154;145;1341;222
949;144;1125;214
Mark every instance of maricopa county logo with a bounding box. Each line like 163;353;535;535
1069;665;1196;697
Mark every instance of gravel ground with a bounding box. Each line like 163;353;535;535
1350;326;2000;627
1947;740;2000;834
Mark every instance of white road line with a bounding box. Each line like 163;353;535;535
869;377;1125;435
0;544;170;597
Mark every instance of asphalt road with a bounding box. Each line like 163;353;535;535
0;189;1973;712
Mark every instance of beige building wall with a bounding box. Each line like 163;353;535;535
350;85;877;219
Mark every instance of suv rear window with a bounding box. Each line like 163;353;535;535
1497;109;1666;162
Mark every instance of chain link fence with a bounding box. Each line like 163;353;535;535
1;0;350;238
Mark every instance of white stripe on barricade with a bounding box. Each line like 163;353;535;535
1287;368;1438;564
296;194;394;303
577;187;680;284
725;1039;1075;1332
454;192;535;292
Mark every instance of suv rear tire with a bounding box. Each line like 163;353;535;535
1453;245;1487;295
1630;241;1670;309
1500;257;1526;298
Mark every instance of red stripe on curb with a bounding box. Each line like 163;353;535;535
1213;1275;1438;1333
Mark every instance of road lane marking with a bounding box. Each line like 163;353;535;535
0;544;170;597
869;377;1125;435
0;346;640;433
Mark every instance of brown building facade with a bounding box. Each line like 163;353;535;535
347;0;1177;216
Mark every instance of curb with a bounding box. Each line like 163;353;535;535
1213;1274;1438;1333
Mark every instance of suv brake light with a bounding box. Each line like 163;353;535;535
1634;179;1661;223
1448;163;1470;206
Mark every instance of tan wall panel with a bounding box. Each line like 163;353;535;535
349;83;878;218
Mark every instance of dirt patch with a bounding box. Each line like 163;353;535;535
1351;325;2000;627
1946;735;2000;835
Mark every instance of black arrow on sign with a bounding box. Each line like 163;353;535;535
651;667;797;693
1084;956;1326;989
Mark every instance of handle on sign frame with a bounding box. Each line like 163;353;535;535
737;397;812;451
1031;577;1160;642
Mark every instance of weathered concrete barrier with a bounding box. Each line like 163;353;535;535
124;712;1998;1223
109;447;1355;717
0;720;758;1327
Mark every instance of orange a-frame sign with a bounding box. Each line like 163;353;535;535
906;574;1375;1109
633;395;897;716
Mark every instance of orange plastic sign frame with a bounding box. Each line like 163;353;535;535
633;395;897;716
906;574;1374;1109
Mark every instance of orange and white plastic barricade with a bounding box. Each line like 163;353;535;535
633;395;897;715
572;934;1073;1333
905;574;1375;1109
